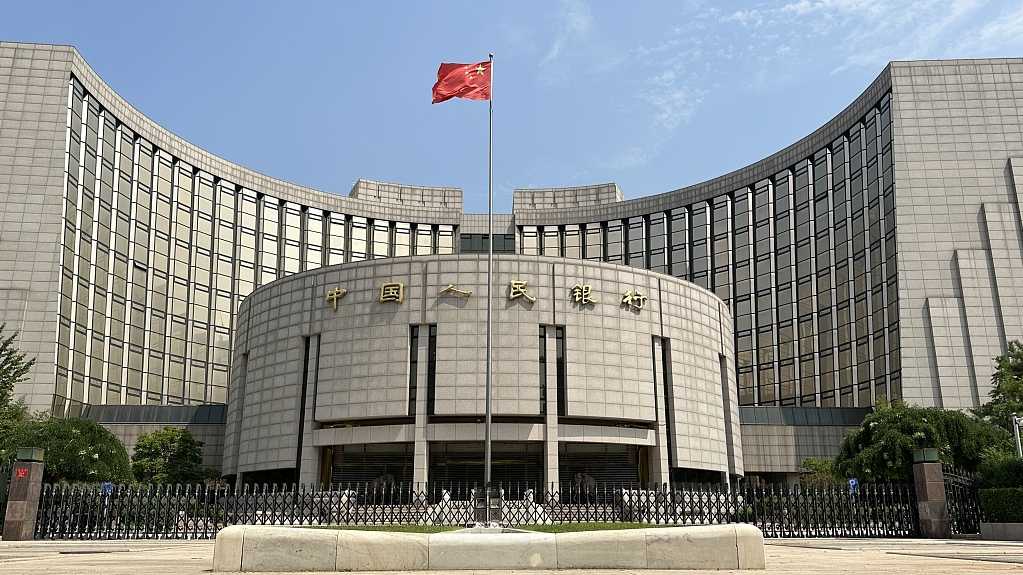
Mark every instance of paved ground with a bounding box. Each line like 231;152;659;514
1;537;1023;574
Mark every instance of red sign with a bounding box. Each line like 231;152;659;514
15;468;28;478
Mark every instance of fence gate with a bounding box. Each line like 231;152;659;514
943;466;983;535
0;464;10;533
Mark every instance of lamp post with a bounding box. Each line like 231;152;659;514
1013;412;1023;458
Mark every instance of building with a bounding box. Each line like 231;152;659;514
2;41;1022;483
227;254;740;486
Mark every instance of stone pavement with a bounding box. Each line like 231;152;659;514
1;537;1023;574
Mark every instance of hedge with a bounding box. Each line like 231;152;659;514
979;487;1023;523
979;456;1023;489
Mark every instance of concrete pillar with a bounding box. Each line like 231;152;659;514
649;337;671;486
298;334;322;485
913;460;951;538
542;329;559;488
3;455;44;541
413;329;430;484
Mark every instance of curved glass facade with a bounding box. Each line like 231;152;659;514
58;77;457;409
518;94;898;409
57;72;896;412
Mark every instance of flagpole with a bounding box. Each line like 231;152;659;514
484;52;494;523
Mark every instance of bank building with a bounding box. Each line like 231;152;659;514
3;42;1023;487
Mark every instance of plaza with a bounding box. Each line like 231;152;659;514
3;537;1023;575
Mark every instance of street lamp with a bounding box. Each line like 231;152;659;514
1013;412;1023;458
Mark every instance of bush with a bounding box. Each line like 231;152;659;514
979;487;1023;523
799;457;843;485
835;398;1011;483
0;416;133;483
132;426;219;484
979;450;1023;489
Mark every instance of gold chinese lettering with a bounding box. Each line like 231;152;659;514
380;282;405;303
325;287;347;311
509;280;537;303
571;284;596;305
622;290;647;311
439;284;472;298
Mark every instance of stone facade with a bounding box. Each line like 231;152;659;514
224;255;740;485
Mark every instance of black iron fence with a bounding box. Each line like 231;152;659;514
943;466;984;535
31;480;920;540
743;482;918;537
0;463;10;532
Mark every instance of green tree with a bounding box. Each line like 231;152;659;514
799;457;843;485
836;398;1011;483
131;426;218;483
0;416;133;483
0;323;35;418
974;340;1023;431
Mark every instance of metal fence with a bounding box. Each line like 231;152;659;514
0;464;10;532
31;480;920;540
743;482;918;537
943;466;984;535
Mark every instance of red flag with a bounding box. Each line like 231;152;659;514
432;61;491;104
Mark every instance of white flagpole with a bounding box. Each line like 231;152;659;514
484;53;494;523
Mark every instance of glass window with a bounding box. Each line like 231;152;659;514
372;220;390;258
563;225;582;259
584;224;602;260
627;217;645;267
328;213;346;264
542;227;560;257
350;216;368;261
437;225;454;254
415;224;434;255
520;226;539;255
306;210;324;269
394;222;411;257
605;221;624;263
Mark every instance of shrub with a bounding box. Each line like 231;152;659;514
132;426;219;484
979;487;1023;523
978;449;1023;489
0;416;133;483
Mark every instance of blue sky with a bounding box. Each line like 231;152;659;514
4;1;1022;214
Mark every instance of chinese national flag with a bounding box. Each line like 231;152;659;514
432;61;491;104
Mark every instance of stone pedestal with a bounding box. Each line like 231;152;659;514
2;460;44;541
913;461;951;538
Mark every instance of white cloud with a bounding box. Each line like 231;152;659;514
721;10;766;27
535;0;625;86
953;3;1023;55
641;72;704;133
539;0;594;69
579;0;1023;184
609;145;653;170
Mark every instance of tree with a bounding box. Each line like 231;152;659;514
799;457;843;485
974;340;1023;431
0;323;35;418
836;398;1011;483
132;426;218;484
0;416;133;483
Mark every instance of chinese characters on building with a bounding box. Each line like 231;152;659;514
380;282;405;303
325;287;347;311
571;284;596;305
323;280;650;311
509;280;537;303
622;290;647;310
439;284;472;297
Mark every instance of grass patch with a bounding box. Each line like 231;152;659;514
305;522;672;534
517;522;670;533
306;525;461;533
